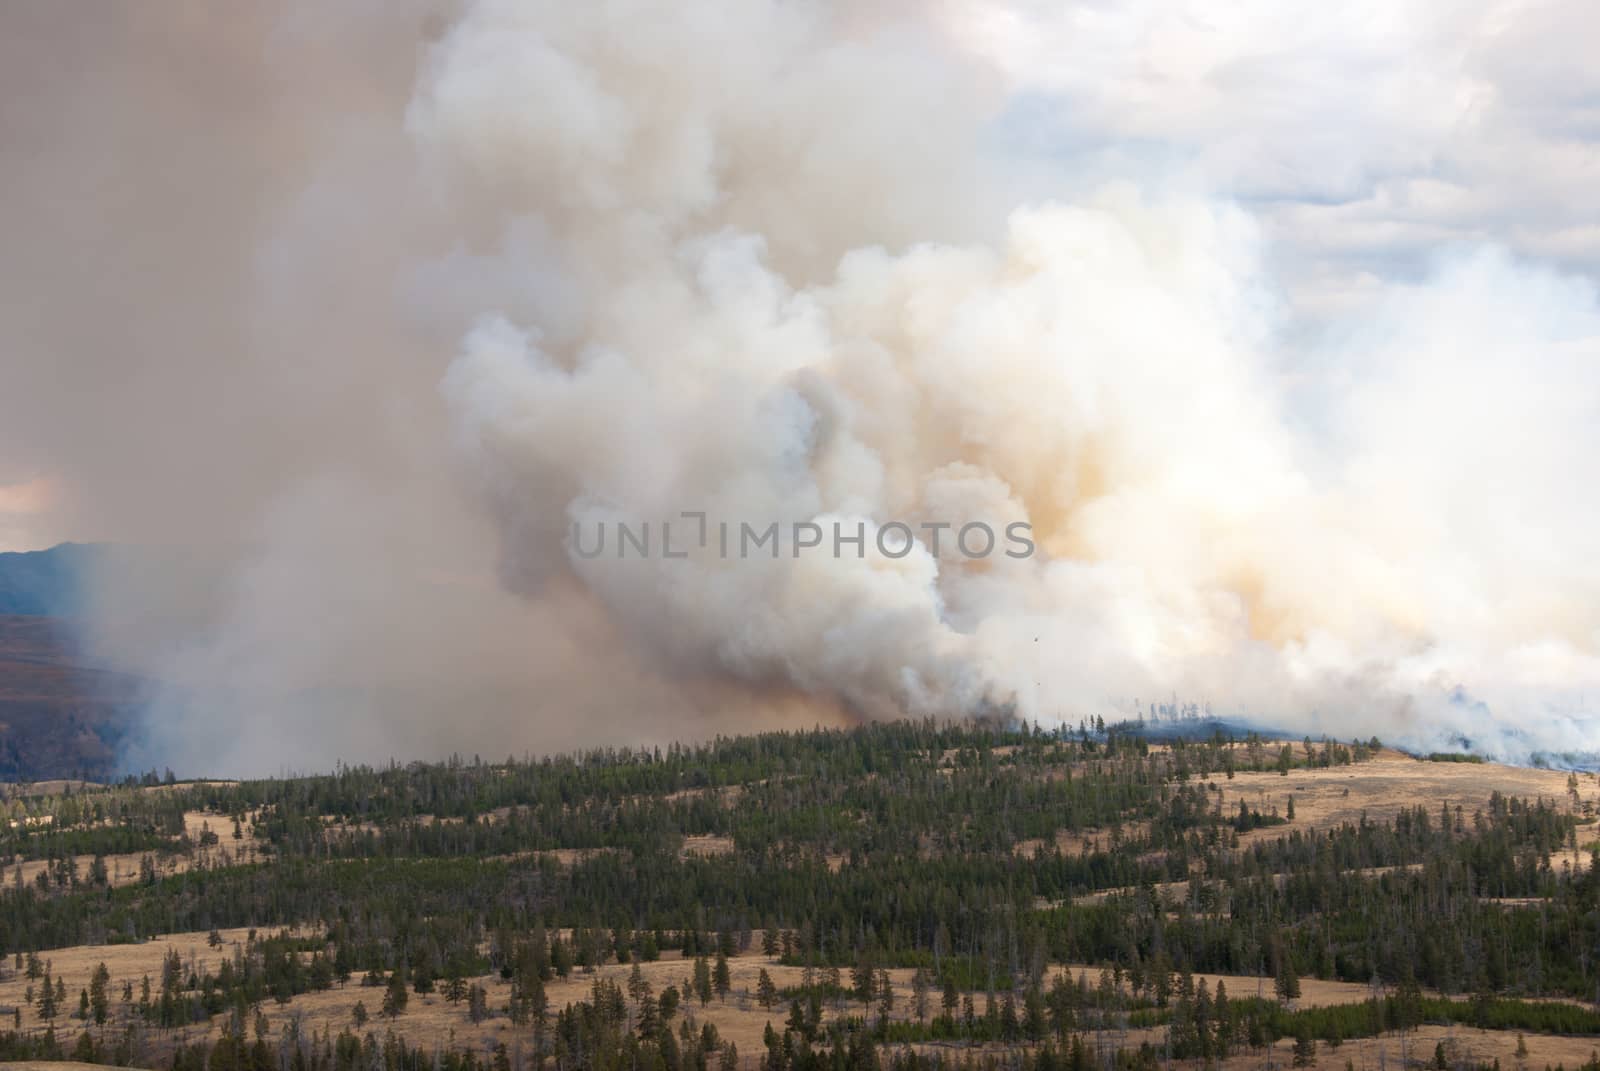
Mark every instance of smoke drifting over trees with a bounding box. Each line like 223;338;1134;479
1;2;1598;773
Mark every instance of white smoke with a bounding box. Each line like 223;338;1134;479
424;0;1600;763
2;0;1597;772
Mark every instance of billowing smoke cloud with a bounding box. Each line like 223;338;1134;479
0;1;1596;773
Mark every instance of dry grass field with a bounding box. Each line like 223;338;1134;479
0;929;1106;1062
1218;748;1594;852
0;929;906;1062
1028;747;1596;884
2;738;1598;1070
2;926;1596;1071
3;810;263;892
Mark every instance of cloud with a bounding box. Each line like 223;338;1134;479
956;1;1600;310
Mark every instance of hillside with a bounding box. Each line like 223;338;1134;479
0;617;141;782
0;722;1594;1071
0;546;149;780
0;545;98;618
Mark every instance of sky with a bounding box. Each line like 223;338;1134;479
967;1;1600;315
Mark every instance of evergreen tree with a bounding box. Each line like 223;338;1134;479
381;970;409;1018
911;968;930;1023
37;972;57;1020
876;969;894;1026
1293;1024;1318;1067
89;963;110;1026
693;956;713;1006
1276;957;1301;1005
852;953;876;1009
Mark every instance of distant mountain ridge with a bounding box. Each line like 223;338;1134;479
0;543;139;779
0;542;105;616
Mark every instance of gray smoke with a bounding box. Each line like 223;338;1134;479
1;1;1597;773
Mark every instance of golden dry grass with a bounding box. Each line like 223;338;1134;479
1;920;1596;1071
1233;1024;1600;1071
1218;749;1592;852
3;748;1598;1069
1015;823;1153;859
1051;964;1387;1008
681;835;736;858
0;931;950;1066
3;811;265;892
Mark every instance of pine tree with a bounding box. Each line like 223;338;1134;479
756;968;778;1010
550;938;573;978
852;953;876;1009
1213;980;1230;1058
381;970;409;1018
1293;1024;1318;1067
786;999;808;1040
693;956;713;1006
1275;957;1301;1005
627;962;650;1005
72;1029;95;1063
912;968;930;1023
713;951;732;1002
637;993;661;1038
89;963;110;1026
38;972;57;1020
1023;983;1047;1040
613;928;632;965
411;946;436;994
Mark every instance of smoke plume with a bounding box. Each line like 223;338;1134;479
1;1;1597;773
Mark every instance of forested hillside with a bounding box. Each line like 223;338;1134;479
0;544;139;780
0;544;96;618
0;721;1596;1071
